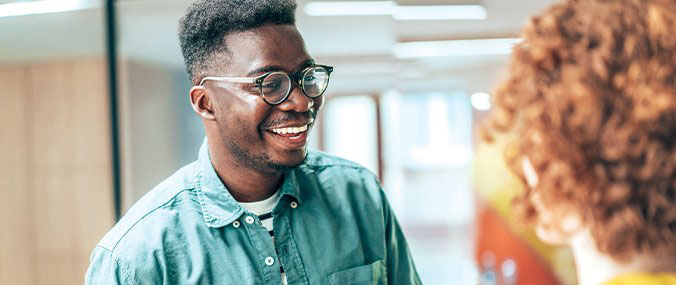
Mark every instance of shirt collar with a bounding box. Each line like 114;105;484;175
279;166;302;204
193;138;302;228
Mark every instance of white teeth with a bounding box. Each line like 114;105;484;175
271;124;308;135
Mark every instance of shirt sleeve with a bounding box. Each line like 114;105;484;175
362;173;421;285
382;190;423;285
85;246;133;285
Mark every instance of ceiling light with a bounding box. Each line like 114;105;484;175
304;1;486;20
393;5;485;20
470;92;491;111
393;38;522;58
0;0;96;18
304;1;394;16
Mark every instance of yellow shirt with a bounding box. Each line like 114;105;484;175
604;273;676;285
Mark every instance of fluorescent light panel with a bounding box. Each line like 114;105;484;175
304;1;394;16
0;0;95;18
393;5;486;20
304;1;486;20
394;38;522;58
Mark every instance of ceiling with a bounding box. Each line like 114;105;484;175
0;0;557;93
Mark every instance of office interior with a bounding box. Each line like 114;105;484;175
0;0;577;284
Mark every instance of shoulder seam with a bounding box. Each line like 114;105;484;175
92;245;135;284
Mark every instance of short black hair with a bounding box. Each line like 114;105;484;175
178;0;297;82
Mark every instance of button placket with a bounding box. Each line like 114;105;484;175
272;210;309;283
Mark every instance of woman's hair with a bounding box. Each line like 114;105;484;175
487;0;675;261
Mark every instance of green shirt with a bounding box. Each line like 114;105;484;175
86;140;421;284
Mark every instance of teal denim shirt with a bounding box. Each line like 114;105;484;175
85;140;421;284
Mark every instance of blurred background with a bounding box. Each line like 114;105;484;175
0;0;577;284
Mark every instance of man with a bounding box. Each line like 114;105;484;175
85;0;420;284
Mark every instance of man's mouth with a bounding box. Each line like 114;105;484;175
269;124;309;137
264;120;313;148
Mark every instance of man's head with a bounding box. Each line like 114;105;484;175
178;0;297;82
488;0;675;262
178;0;326;174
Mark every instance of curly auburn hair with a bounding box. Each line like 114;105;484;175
487;0;676;261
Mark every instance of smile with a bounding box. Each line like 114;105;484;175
270;124;308;136
265;120;313;149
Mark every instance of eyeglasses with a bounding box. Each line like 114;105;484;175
199;65;334;105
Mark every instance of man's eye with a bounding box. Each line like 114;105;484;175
262;82;280;89
304;75;316;81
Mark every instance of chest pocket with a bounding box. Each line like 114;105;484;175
327;260;387;285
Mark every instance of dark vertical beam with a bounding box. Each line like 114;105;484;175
105;0;122;221
373;95;384;182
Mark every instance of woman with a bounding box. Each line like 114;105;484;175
486;0;676;284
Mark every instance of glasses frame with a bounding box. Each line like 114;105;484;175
198;65;334;105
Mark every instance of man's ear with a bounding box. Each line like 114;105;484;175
189;86;216;121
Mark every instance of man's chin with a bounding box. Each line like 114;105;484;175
228;140;305;174
268;149;307;171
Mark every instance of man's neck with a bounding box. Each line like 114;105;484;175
215;166;283;202
207;136;284;203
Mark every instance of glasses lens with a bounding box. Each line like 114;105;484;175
302;67;330;98
261;72;291;104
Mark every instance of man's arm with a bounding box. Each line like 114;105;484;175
359;171;422;285
85;246;131;285
381;189;422;285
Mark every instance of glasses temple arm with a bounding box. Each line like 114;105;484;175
199;76;257;86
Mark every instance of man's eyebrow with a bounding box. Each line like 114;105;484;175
297;59;315;70
246;59;315;76
247;65;283;76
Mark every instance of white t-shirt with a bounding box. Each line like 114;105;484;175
239;191;287;285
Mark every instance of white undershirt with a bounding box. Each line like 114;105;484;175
239;191;287;285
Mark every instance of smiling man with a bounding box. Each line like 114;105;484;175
85;0;420;284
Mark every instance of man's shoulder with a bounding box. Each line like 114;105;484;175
300;150;384;200
97;162;202;253
303;150;373;173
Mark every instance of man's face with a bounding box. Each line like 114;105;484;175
206;24;324;174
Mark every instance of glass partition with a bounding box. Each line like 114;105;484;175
0;1;112;283
115;0;202;210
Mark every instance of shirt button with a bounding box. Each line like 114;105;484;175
232;221;240;228
265;256;275;266
290;201;298;209
245;216;255;224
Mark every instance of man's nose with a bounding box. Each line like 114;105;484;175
276;85;313;112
